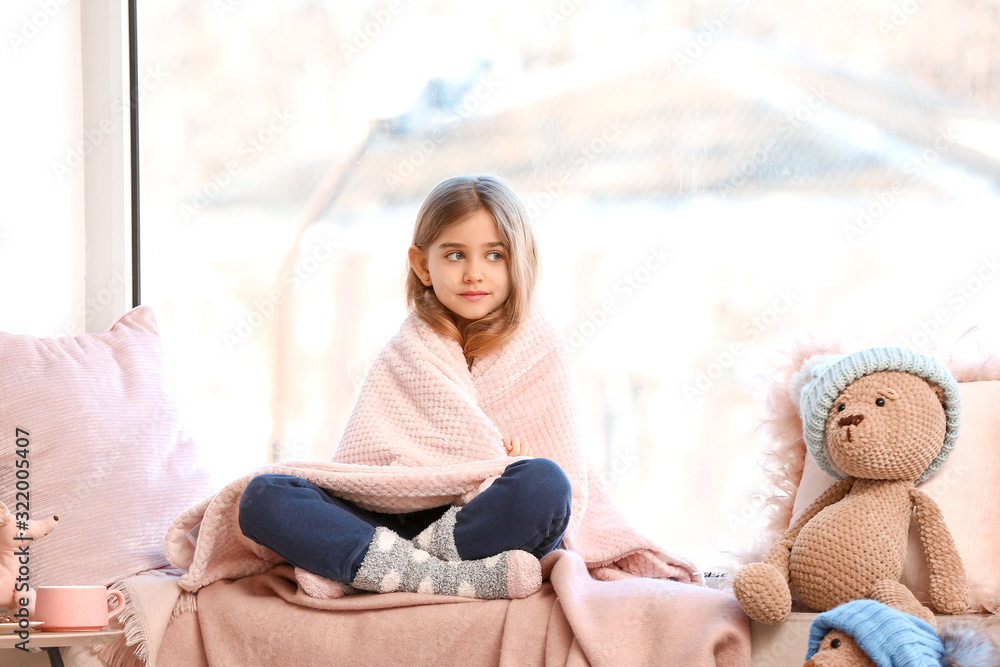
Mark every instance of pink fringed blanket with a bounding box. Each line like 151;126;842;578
164;308;699;591
157;552;750;667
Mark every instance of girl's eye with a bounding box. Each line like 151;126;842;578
487;251;504;261
445;251;464;261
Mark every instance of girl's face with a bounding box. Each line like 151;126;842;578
409;209;511;325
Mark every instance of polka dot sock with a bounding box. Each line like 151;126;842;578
413;505;462;561
350;527;541;599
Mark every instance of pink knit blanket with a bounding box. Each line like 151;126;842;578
164;308;699;591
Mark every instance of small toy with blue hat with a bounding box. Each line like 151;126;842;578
803;599;999;666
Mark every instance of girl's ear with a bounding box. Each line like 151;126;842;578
408;245;432;286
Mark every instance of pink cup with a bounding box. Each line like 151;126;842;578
32;586;125;632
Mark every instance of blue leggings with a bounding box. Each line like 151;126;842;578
238;458;572;584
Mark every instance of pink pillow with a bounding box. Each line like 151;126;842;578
0;306;213;587
789;380;1000;614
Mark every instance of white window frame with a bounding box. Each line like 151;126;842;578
81;0;134;333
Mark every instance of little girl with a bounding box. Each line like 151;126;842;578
238;175;574;599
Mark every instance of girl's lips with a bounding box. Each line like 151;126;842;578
460;291;489;301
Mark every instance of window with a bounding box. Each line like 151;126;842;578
138;0;1000;567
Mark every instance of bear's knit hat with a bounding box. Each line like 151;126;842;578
805;599;944;666
796;347;961;484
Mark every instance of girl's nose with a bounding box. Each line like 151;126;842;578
465;262;483;282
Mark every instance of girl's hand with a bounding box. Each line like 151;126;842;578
502;434;532;457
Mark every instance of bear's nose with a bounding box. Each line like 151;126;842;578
838;414;864;428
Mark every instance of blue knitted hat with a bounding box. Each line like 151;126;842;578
806;600;944;666
797;347;961;484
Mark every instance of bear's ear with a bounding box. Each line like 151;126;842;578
926;380;946;405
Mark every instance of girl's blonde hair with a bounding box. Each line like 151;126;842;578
406;175;539;360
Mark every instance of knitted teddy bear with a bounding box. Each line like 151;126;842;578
734;347;972;626
804;599;1000;666
0;500;58;615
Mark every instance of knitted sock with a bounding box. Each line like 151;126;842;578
351;527;541;599
413;506;462;561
